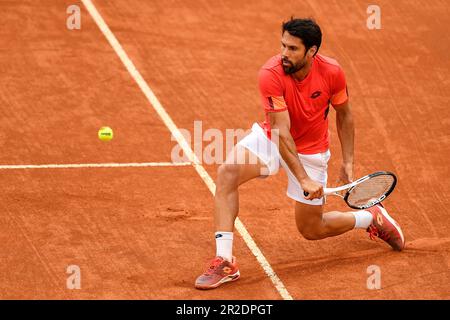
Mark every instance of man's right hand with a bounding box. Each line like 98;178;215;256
300;177;324;200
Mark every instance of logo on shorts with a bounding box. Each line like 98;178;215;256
215;234;223;239
311;91;322;99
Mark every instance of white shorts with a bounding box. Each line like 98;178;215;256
237;123;331;206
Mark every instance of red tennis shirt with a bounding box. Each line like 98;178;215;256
259;54;348;154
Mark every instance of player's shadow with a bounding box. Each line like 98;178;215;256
273;247;396;275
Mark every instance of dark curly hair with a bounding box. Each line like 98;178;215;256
282;18;322;56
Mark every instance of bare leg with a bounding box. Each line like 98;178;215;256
294;201;356;240
215;146;267;231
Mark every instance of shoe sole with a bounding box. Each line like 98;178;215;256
195;270;241;290
378;206;405;251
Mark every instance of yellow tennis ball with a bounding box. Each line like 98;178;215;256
98;126;113;141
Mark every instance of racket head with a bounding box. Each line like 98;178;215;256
343;171;397;209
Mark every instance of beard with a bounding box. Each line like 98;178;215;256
282;57;307;75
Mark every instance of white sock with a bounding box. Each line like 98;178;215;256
215;231;233;262
353;210;373;229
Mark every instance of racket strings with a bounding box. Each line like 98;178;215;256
346;175;395;207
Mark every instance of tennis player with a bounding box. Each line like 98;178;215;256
195;18;405;290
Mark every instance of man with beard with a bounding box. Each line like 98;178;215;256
195;18;405;290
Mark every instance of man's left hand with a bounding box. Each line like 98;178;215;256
339;162;353;184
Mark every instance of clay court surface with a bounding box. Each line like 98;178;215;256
1;0;449;299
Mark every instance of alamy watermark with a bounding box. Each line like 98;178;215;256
170;121;278;175
366;265;381;290
66;5;81;30
367;5;381;30
66;265;81;289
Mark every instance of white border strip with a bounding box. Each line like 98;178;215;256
81;0;293;300
0;162;192;170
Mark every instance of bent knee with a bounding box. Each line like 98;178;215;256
297;226;325;241
216;164;240;188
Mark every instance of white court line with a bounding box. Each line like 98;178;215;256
81;0;293;300
0;162;192;170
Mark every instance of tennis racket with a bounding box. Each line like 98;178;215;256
304;171;397;209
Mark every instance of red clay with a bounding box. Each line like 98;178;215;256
0;0;448;299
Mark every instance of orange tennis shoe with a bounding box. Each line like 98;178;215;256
195;256;240;290
365;204;405;251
